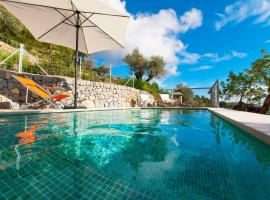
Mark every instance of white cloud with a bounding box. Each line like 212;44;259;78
232;51;248;58
190;65;212;71
202;53;232;63
166;65;181;77
100;0;128;14
179;51;201;64
215;0;270;31
98;0;203;77
126;10;184;67
265;39;270;43
179;8;203;33
203;51;247;63
179;51;247;65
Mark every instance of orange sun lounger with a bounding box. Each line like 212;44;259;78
12;75;70;109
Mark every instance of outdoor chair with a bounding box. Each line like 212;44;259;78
12;75;70;109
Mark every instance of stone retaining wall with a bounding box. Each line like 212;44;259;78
0;69;154;109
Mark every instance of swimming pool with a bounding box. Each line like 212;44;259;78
0;109;269;200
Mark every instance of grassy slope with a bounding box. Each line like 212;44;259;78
0;5;75;71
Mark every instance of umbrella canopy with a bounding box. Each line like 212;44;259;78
0;0;129;108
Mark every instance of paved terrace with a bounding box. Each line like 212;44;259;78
208;108;270;145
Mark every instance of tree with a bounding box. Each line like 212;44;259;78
193;95;211;107
247;50;270;114
145;56;166;82
221;51;269;113
93;65;110;80
176;84;194;104
220;71;261;103
123;48;147;80
124;48;166;82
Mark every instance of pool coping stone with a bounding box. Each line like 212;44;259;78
208;108;270;145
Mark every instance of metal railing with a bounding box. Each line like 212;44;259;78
0;43;49;76
162;80;220;108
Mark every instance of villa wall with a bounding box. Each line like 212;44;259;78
0;69;154;109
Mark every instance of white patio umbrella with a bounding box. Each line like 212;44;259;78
0;0;129;108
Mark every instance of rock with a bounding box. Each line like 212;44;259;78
7;81;16;90
19;88;27;94
4;71;12;80
0;71;4;79
19;95;27;102
10;88;20;95
33;76;40;81
81;100;95;108
11;102;20;109
88;96;95;101
0;79;7;88
0;102;12;109
11;95;19;101
80;94;86;100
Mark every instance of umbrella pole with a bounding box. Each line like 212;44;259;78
74;11;80;109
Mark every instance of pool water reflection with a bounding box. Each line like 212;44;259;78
0;109;270;200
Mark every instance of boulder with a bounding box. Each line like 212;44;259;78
11;95;19;101
81;100;95;108
19;95;27;102
4;71;12;80
7;80;17;89
0;102;12;109
33;76;41;81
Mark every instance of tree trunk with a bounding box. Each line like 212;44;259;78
146;75;153;83
135;72;143;80
239;95;243;103
260;92;270;114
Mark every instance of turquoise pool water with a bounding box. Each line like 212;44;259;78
0;109;270;200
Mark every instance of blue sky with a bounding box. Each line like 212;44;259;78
95;0;270;94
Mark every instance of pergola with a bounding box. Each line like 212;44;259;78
171;91;183;103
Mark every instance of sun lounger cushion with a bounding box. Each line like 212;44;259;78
52;93;69;101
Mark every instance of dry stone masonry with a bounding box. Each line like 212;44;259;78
0;69;154;109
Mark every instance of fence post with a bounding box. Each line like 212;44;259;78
18;44;24;73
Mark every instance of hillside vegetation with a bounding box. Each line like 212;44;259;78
0;5;77;75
